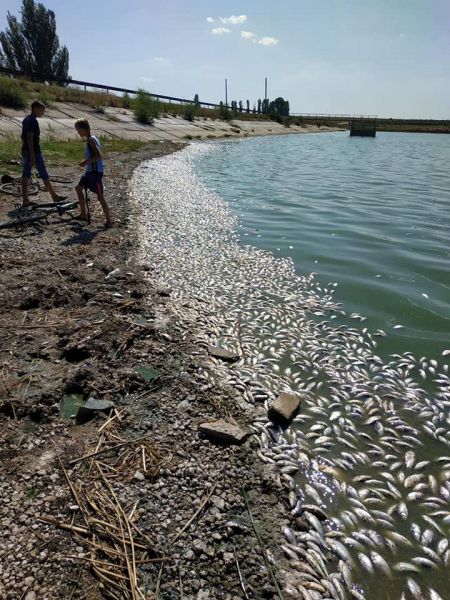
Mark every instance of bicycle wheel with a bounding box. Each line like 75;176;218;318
0;212;47;230
49;175;73;184
0;182;39;196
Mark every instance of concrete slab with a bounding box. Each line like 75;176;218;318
0;118;21;134
0;100;338;144
0;107;27;118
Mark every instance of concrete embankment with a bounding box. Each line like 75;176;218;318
0;101;341;142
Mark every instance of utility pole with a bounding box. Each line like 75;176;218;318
265;77;268;102
225;78;228;107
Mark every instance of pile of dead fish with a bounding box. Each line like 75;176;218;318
131;144;449;600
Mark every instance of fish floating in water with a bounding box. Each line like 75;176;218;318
133;147;450;600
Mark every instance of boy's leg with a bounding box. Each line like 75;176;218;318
21;155;31;206
37;154;66;201
21;176;30;205
94;176;111;226
75;184;88;220
42;179;67;202
96;189;112;226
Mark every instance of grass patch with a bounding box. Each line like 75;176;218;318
26;484;39;499
183;104;197;122
0;77;27;108
0;136;148;173
133;89;161;124
183;134;193;140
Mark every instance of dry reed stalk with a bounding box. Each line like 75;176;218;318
171;483;217;544
69;434;153;465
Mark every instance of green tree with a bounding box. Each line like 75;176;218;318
0;0;69;82
269;97;290;117
246;99;250;113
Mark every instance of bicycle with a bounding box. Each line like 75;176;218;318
0;173;73;197
0;200;79;230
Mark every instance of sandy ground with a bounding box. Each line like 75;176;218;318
0;144;298;599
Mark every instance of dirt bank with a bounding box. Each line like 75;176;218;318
0;143;294;599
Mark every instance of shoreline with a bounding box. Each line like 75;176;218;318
0;142;299;599
129;142;450;600
2;136;448;599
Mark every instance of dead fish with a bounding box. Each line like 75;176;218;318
393;562;421;573
370;550;391;576
358;553;374;574
406;578;423;599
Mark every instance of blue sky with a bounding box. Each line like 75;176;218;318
1;0;449;118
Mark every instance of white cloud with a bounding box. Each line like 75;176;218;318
399;32;405;38
212;27;231;35
139;76;155;82
241;31;255;40
153;57;167;62
219;15;247;25
258;36;278;46
206;17;214;23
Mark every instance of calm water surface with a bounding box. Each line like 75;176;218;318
134;135;450;599
194;132;450;359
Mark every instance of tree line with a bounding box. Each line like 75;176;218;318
0;0;69;83
0;0;290;120
215;97;290;118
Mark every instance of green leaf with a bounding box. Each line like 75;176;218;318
60;394;84;418
135;365;159;381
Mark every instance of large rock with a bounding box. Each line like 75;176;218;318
198;419;251;444
207;346;240;363
268;393;301;425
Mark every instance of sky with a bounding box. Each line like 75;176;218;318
1;0;449;118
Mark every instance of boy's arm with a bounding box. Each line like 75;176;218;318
26;132;36;166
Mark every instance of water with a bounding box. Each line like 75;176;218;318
132;135;450;600
194;132;450;359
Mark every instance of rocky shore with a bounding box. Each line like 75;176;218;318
0;143;297;599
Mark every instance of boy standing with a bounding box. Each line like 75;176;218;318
74;119;112;228
21;100;66;208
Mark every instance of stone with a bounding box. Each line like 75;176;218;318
268;393;301;425
223;552;235;565
75;397;114;423
192;539;208;555
134;471;145;481
198;420;251;445
207;346;240;363
211;495;225;511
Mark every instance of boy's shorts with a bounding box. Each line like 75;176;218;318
78;172;104;195
22;153;49;180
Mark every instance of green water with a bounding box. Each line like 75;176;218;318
195;132;450;359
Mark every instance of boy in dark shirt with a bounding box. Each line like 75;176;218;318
21;100;66;208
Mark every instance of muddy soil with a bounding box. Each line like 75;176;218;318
0;143;293;599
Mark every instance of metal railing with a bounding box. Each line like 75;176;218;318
0;66;222;109
1;68;448;123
